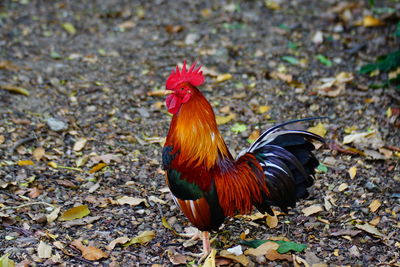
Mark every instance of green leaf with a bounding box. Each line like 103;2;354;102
288;41;298;50
395;22;400;37
316;54;333;67
231;123;247;133
50;51;62;59
316;163;328;173
360;50;400;74
282;56;299;65
278;23;290;31
273;240;307;254
62;22;76;35
240;239;268;248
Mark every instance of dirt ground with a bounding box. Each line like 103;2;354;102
0;0;399;266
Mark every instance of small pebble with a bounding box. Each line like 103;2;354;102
46;117;68;132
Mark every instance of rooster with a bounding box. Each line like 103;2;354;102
162;61;324;259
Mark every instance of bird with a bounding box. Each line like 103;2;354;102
161;61;325;259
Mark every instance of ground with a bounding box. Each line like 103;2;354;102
0;0;399;266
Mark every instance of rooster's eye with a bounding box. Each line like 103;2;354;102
180;88;184;90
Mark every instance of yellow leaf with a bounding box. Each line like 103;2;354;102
369;216;380;226
71;240;108;261
48;161;58;168
59;205;90;221
266;213;278;228
216;73;232;83
73;138;87;152
244;241;279;257
62;22;77;35
216;113;236;125
386;107;392;118
0;84;30;96
203;248;217;267
348;166;357;179
369;199;381;213
248;130;260;143
302;204;323;216
33;147;45;161
124;231;155;246
362;15;385;27
344;125;357;134
162;216;177;234
307;122;327;137
258;105;271;114
0;253;15;267
17;160;34;166
89;163;107;173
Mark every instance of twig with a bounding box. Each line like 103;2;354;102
1;225;33;236
9;135;38;153
0;201;54;211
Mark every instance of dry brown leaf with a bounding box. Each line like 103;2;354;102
28;187;41;198
118;20;136;30
369;216;381;226
125;231;155;246
73;138;87;152
244;241;279;257
266;213;278;228
360;15;385;27
167;249;187;265
369;199;381;213
33;147;45;161
106;236;130;250
91;154;122;164
302;204;323;216
266;249;292;261
71;239;108;261
148;195;166;205
37;241;52;259
219;250;249;266
116;196;147;206
338;183;348;192
355;223;384;237
307;123;327;137
47;207;61;223
348;166;357;179
0;135;4;144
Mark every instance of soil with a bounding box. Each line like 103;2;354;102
0;0;399;266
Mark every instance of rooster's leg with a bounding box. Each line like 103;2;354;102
199;231;211;262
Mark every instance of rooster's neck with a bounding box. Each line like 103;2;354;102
167;89;231;169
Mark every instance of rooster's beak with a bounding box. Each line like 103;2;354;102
164;90;174;95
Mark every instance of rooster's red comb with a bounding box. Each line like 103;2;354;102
166;61;204;90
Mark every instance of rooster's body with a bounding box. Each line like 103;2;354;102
162;62;324;256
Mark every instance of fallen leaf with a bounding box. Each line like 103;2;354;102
330;229;362;237
71;239;108;261
355;223;384;237
348;166;357;179
0;60;22;71
37;241;52;259
244;241;279;257
266;213;278;228
73;138;87;152
17;160;34;166
59;205;90;221
302;204;323;216
266;249;292;261
216;73;232;83
361;15;385;27
118;20;136;30
148;195;166;205
343;131;375;145
89;163;107;173
28;187;41;198
47;207;61;223
0;84;30;96
203;248;217;267
167;249;187;265
307;122;327;137
248;130;260;143
124;231;155;246
231;123;247;133
274;240;307;253
33;147;45;161
90;154;122;164
338;183;348;192
62;22;76;35
0;253;15;267
369;199;381;213
48;161;58;169
0;135;4;144
369;216;381;226
219;250;249;266
216;113;236;125
258;105;271;113
106;236;130;250
116;196;147;206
